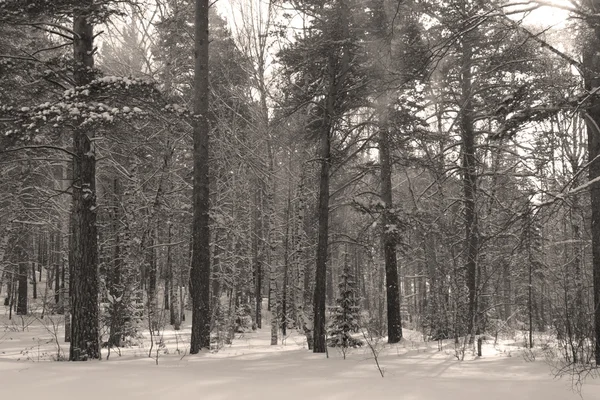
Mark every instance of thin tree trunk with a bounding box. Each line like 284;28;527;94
108;178;123;348
31;261;37;300
54;236;61;307
282;179;292;337
9;279;15;320
147;232;157;329
253;185;263;329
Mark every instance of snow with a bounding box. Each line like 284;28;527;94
1;312;600;399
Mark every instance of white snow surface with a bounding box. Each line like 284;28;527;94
1;315;600;399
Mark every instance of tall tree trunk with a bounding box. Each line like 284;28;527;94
371;0;404;343
584;7;600;364
167;224;181;329
460;31;478;340
190;0;211;354
69;6;99;360
313;97;331;353
294;174;311;343
282;178;292;337
147;232;157;329
309;28;343;345
252;186;263;329
379;125;402;343
266;147;278;344
312;0;351;354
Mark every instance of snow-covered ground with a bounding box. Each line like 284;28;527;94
1;312;600;399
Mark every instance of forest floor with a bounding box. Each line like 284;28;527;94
2;311;600;399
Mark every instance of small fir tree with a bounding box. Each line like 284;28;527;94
328;254;363;358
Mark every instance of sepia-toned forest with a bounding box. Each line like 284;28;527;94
2;0;600;380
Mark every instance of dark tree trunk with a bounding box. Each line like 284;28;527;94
39;234;45;283
460;31;478;339
282;184;291;337
70;130;99;360
312;0;351;353
584;6;600;364
55;250;61;306
190;0;211;354
147;233;157;328
379;126;403;343
57;223;65;315
69;6;99;361
31;262;37;300
370;0;403;343
17;262;28;315
313;103;331;353
9;280;15;319
252;186;263;329
5;275;12;306
166;224;180;329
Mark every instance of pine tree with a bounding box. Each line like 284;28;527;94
327;253;362;358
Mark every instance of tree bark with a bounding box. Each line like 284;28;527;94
312;0;351;354
313;96;331;353
5;274;12;307
69;6;99;360
460;30;478;340
17;259;28;315
583;4;600;364
190;0;211;354
167;224;181;329
379;125;403;343
31;261;37;300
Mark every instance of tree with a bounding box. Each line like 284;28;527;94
327;251;362;358
279;0;365;353
366;0;427;344
190;0;211;353
69;0;101;361
581;0;600;366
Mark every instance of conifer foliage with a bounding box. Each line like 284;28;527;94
327;254;362;357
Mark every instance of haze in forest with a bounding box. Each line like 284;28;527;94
3;1;600;399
